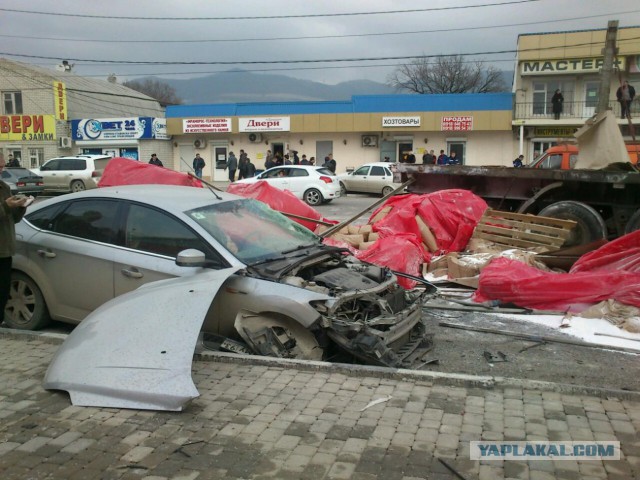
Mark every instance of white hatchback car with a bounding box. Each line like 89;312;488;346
233;165;341;206
33;155;112;193
338;162;397;196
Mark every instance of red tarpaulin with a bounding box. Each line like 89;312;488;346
99;157;203;188
474;229;640;311
226;181;336;232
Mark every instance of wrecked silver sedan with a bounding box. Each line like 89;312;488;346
12;186;429;370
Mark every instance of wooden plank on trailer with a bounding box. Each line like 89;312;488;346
475;224;572;243
479;217;574;239
473;232;564;250
483;209;577;229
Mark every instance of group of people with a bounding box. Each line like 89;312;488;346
421;149;461;165
224;150;257;182
550;80;636;120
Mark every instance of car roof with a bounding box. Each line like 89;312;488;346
360;162;393;167
44;155;111;161
29;185;242;213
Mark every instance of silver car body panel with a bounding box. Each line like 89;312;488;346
43;267;238;411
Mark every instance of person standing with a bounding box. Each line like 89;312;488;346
513;154;524;167
226;151;238;182
6;154;20;167
436;150;448;165
551;89;564;120
325;153;337;173
300;154;310;165
617;80;636;119
0;154;29;326
447;151;461;165
193;153;206;178
265;150;275;170
422;150;435;164
148;153;163;167
237;150;248;180
244;157;256;178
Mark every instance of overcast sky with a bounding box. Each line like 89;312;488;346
1;0;639;85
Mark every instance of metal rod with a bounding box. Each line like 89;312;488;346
319;178;414;238
438;321;640;355
594;332;640;343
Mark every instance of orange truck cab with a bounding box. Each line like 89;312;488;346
529;143;640;169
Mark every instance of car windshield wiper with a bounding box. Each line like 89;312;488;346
280;243;319;255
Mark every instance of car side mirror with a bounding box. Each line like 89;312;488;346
175;249;207;267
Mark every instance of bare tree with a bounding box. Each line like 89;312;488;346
389;55;507;94
122;78;182;105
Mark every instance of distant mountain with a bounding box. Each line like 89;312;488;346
148;69;513;105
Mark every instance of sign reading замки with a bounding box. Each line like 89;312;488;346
239;117;291;132
183;118;231;134
382;116;421;127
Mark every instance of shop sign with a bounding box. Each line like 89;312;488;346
382;116;421;127
183;118;231;133
441;116;473;131
152;118;170;139
239;117;290;132
53;81;68;120
521;57;625;75
72;117;164;140
534;127;578;137
0;114;56;141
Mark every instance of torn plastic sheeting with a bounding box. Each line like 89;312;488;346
226;181;336;232
473;257;640;312
570;229;640;274
369;190;487;255
99;157;203;188
355;234;429;290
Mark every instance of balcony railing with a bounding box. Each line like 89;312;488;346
514;100;640;120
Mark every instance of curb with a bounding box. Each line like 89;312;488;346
4;328;639;401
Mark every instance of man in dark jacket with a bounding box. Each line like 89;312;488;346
226;152;238;182
617;81;636;119
148;154;163;167
0;154;28;326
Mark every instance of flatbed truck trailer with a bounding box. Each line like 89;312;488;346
394;163;640;245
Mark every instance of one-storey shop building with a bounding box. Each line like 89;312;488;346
165;93;514;180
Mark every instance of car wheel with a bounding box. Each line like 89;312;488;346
624;209;640;234
5;272;51;330
70;180;86;192
303;188;323;206
539;201;607;246
382;186;394;197
340;182;347;196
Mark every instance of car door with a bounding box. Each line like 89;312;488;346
24;199;120;322
286;168;310;196
113;203;226;297
348;165;372;192
261;167;291;192
367;165;392;194
38;158;62;190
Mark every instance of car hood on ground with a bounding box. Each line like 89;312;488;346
43;267;239;411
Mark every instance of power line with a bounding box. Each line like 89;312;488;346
4;35;638;66
2;10;632;45
0;1;541;21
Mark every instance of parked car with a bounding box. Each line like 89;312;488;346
32;155;112;193
233;165;340;206
7;185;429;369
337;162;397;196
1;167;44;196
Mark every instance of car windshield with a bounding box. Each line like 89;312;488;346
186;198;320;264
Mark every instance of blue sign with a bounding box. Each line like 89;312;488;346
71;117;169;141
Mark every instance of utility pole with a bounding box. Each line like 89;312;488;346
596;20;618;114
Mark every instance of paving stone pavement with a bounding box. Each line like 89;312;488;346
1;332;639;480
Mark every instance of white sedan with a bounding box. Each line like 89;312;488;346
233;165;340;206
338;162;397;196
